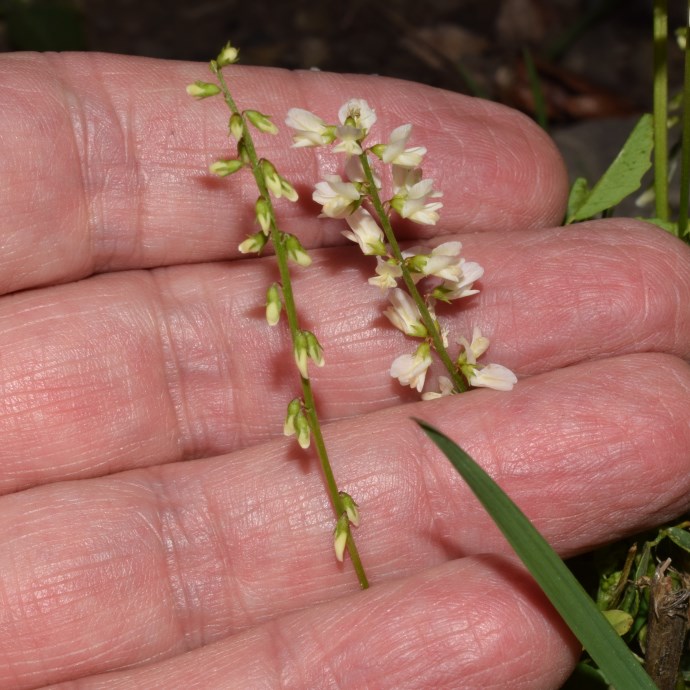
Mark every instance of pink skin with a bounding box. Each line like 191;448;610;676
0;52;688;689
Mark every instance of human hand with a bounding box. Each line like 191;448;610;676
1;52;689;689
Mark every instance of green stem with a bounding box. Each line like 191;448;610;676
358;153;469;394
678;4;690;238
653;0;670;221
214;65;369;590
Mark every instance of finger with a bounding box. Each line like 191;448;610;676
0;52;567;294
0;220;688;493
46;558;578;690
2;353;688;686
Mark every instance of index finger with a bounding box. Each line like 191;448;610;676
0;52;568;294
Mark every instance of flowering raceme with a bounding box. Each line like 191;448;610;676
285;99;516;398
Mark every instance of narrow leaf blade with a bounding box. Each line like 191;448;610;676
415;419;657;690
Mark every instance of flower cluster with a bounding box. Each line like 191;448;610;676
285;99;517;398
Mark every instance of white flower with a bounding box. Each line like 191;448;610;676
344;155;381;188
391;167;443;225
421;376;455;400
469;363;517;392
381;124;427;168
401;180;443;225
384;288;427;338
458;327;491;365
333;126;365;155
343;208;386;255
433;261;484;301
421;242;465;281
392;165;423;193
285;108;335;147
390;343;433;393
368;257;402;291
333;99;376;155
313;175;361;218
338;98;376;131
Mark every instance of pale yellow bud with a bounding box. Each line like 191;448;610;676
295;412;311;449
216;42;239;67
333;513;350;562
265;283;282;326
238;232;267;254
294;331;309;379
255;197;272;234
186;81;221;99
283;398;301;436
280;178;299;202
304;331;325;368
285;234;312;267
209;159;244;177
229;113;244;141
339;492;360;527
245;110;279;135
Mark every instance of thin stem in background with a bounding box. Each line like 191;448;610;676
653;0;670;221
678;3;690;237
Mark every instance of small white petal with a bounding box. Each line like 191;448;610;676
469;364;517;392
390;348;433;392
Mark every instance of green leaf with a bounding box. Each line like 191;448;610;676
664;526;690;554
603;609;634;636
415;419;657;690
640;216;679;236
567;114;654;223
566;177;590;224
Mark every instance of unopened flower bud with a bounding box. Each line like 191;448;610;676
295;411;311;449
260;159;282;197
283;398;302;436
294;331;309;379
339;492;360;527
405;254;429;274
186;81;221;99
216;42;239;67
260;160;298;202
245;109;279;135
237;140;251;164
284;234;312;267
229;113;244;141
266;283;282;326
255;197;272;234
279;178;299;202
209;159;244;177
304;331;325;368
333;513;350;562
238;231;267;254
369;143;386;159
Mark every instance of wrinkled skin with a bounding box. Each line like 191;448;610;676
1;52;689;690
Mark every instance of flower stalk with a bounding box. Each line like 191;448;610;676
204;50;369;589
285;98;515;398
357;152;469;393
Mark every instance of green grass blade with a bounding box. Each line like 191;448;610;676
653;0;669;221
569;114;653;222
415;419;657;690
522;48;548;132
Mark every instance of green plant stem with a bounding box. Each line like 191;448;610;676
213;64;369;590
653;0;670;221
358;153;469;394
678;5;690;238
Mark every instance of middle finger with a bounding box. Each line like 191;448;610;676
0;219;687;493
